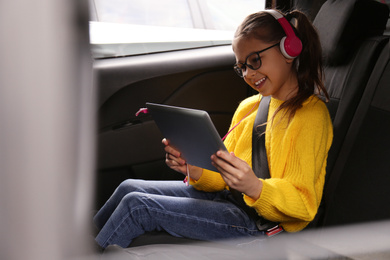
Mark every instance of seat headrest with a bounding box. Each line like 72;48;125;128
313;0;389;65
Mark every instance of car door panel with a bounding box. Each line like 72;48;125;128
95;45;250;206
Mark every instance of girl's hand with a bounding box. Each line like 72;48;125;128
162;138;202;180
211;150;263;200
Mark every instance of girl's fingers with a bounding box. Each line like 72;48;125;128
212;151;238;169
163;141;182;158
162;138;189;176
166;153;186;165
212;150;256;191
211;152;237;178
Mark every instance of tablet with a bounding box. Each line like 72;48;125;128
146;102;227;172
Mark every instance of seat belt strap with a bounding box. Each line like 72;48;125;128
252;95;271;179
228;95;279;232
251;95;280;231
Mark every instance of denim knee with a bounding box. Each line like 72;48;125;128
121;191;157;210
114;179;144;199
117;179;138;192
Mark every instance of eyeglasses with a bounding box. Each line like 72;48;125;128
233;42;279;78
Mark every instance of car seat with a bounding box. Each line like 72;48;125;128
321;38;390;227
309;0;389;228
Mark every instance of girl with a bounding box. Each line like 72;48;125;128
93;9;333;249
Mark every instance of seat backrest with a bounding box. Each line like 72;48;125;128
313;0;389;175
321;40;390;226
308;0;389;228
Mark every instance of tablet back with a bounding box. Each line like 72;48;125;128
146;102;227;172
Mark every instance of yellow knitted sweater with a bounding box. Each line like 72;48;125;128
191;94;333;232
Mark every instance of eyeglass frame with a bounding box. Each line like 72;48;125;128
233;42;280;78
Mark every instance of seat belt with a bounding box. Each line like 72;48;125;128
229;96;281;234
251;96;280;232
252;95;271;180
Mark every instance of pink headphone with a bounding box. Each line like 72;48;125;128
264;10;302;59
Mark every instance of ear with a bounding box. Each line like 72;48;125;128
285;57;295;64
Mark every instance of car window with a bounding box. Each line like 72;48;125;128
90;0;265;58
92;0;194;28
203;0;264;31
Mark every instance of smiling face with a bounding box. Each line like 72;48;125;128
232;36;298;101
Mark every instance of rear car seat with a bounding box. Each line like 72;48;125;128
321;39;390;227
313;0;389;175
310;0;389;227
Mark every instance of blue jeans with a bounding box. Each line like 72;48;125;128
93;179;265;248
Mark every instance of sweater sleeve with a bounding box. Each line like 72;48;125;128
190;168;226;192
244;99;333;232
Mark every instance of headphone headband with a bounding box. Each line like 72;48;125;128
264;9;284;19
263;10;302;59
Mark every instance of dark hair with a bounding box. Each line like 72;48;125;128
234;9;329;124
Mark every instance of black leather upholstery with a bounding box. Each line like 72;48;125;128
323;41;390;226
311;0;390;227
313;0;389;175
314;0;388;65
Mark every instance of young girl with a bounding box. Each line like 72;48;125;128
93;9;333;249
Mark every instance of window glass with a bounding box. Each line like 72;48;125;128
90;0;266;58
93;0;193;28
204;0;264;31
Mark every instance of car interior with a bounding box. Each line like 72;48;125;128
2;0;389;259
92;0;390;257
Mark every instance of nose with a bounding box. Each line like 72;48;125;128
243;67;256;78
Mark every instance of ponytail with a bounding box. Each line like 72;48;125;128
290;10;328;101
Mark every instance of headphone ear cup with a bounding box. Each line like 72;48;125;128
280;35;302;59
264;10;303;59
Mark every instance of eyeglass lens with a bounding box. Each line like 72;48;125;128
233;42;279;78
234;52;261;77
